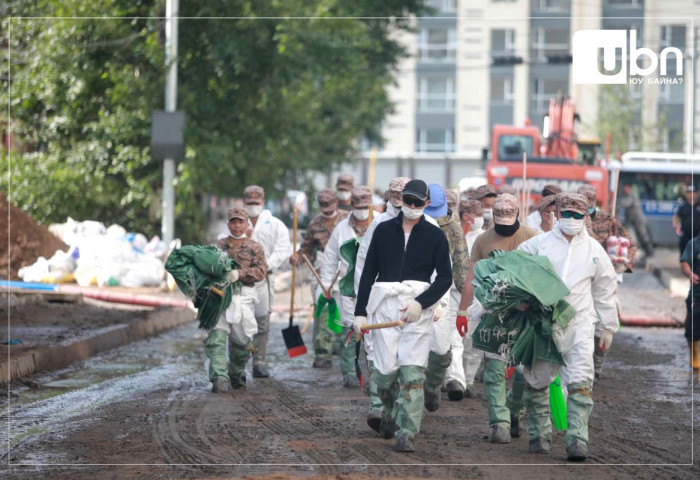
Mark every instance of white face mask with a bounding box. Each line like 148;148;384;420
559;217;585;236
402;205;424;220
336;191;351;201
471;217;484;231
353;208;370;221
244;204;263;218
230;233;247;240
483;208;493;221
321;210;337;219
387;203;401;216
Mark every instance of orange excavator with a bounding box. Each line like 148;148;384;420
486;93;609;211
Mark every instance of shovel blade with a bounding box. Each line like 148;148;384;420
282;322;307;358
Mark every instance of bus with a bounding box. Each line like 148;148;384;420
615;152;697;246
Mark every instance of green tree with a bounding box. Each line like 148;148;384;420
1;0;427;241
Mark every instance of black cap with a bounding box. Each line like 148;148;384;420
402;179;430;201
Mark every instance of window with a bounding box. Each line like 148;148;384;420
659;81;684;103
532;27;570;61
537;0;570;12
659;25;686;50
490;77;514;103
416;128;454;153
491;29;515;56
607;0;642;7
417;77;456;111
419;28;457;62
497;135;535;161
532;78;568;112
425;0;457;12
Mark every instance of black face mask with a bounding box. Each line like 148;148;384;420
494;219;520;237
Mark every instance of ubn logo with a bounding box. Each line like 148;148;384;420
572;30;683;84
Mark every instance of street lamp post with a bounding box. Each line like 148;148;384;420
162;0;179;244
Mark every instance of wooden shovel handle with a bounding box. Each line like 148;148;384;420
210;286;224;297
301;253;331;297
359;321;403;331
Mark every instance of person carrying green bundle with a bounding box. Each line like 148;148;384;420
208;208;268;393
517;193;618;461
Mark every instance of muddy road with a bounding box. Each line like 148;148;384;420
1;271;699;479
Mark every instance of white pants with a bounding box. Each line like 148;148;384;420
429;289;453;355
339;294;356;328
213;286;259;345
444;288;466;388
520;314;595;389
367;281;435;375
253;275;273;318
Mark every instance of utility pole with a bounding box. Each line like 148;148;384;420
162;0;179;244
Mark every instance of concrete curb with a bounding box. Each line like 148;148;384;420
0;307;194;385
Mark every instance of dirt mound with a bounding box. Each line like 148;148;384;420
0;192;67;280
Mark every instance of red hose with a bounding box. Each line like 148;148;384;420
60;285;189;308
619;315;682;327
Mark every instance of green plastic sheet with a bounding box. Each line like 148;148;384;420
314;294;342;334
165;245;240;330
471;250;575;368
338;237;361;297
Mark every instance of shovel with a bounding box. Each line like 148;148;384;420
283;206;307;358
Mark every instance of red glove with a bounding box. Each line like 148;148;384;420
456;313;468;337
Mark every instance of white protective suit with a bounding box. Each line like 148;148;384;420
320;217;360;327
516;223;618;388
355;209;438;362
212;285;259;343
366;280;438;375
249;209;291;316
444;229;485;389
525;210;542;232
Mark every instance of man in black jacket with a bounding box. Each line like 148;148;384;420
354;179;452;453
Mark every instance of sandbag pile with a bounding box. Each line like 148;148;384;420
18;217;170;288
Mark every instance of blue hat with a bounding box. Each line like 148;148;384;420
424;183;448;218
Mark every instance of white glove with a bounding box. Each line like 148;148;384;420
399;299;422;323
227;270;240;283
353;316;368;335
598;330;614;352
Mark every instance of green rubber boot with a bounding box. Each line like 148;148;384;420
313;302;335;364
228;340;251;389
340;327;357;376
424;350;451;412
483;358;510;427
565;381;594;448
507;370;526;437
395;365;426;441
204;329;230;383
523;382;552;442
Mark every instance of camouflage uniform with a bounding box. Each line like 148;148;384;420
336;173;354;212
206;208;268;391
297;189;349;367
216;236;268;286
436;211;470;292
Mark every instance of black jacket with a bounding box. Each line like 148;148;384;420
355;213;453;317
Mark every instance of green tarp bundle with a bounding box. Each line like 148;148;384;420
338;237;361;297
164;245;240;330
472;250;576;368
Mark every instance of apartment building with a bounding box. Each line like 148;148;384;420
317;0;699;191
